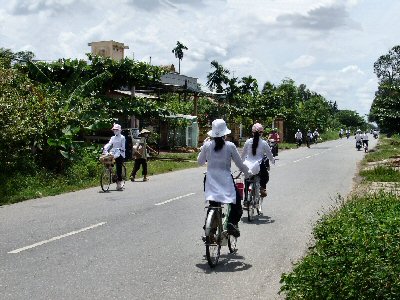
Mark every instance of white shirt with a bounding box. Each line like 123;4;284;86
362;133;369;141
241;138;275;174
295;132;303;139
198;140;249;204
104;134;126;158
355;133;363;142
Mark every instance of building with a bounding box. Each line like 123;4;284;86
88;40;129;61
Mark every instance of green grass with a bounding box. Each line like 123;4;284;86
360;166;400;182
365;134;400;163
280;192;400;299
0;151;199;206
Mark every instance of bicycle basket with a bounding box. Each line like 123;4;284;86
99;154;115;167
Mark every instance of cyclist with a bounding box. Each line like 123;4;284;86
241;123;275;203
103;123;126;190
295;129;303;147
198;119;250;237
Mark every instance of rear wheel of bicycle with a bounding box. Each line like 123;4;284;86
205;213;221;268
228;235;238;253
100;168;112;192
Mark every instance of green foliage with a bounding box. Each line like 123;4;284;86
280;193;400;299
336;109;366;130
365;134;400;162
370;45;400;133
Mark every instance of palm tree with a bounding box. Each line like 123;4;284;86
171;41;188;74
240;75;259;96
206;60;230;93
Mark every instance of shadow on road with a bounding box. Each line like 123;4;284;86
241;215;275;225
196;254;252;273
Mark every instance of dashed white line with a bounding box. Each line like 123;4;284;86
155;193;195;206
8;222;107;254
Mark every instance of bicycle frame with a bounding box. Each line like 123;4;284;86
245;175;262;221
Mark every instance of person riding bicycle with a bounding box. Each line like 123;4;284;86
268;127;280;156
103;123;126;190
241;123;275;203
198;119;250;238
313;129;319;144
362;131;369;149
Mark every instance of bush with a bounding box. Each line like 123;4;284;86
280;193;400;299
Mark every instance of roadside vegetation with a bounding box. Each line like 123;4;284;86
280;134;400;299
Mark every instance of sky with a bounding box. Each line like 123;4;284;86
1;0;399;117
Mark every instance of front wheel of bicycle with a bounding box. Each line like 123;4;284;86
100;168;112;192
247;189;255;222
205;211;221;268
228;235;238;253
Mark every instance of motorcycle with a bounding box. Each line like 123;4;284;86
356;140;362;151
268;139;278;157
373;133;378;139
363;143;368;153
346;132;350;139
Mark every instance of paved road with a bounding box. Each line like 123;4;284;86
0;137;377;299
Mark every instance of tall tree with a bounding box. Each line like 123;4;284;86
370;45;400;132
240;75;259;96
171;41;188;74
206;60;230;93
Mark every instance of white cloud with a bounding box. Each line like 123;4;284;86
286;55;316;69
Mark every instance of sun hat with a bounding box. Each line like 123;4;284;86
207;119;231;137
139;128;151;136
112;124;121;131
252;123;264;133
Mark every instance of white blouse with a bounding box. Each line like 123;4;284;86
104;134;126;158
241;138;275;174
198;140;249;204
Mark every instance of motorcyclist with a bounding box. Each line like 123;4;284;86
313;129;319;144
268;128;280;156
306;130;313;148
373;129;378;139
295;129;303;147
339;128;344;139
346;129;351;139
241;123;275;202
355;129;363;150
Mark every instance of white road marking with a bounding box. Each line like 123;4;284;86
8;222;107;254
293;159;303;163
155;193;195;206
305;156;312;159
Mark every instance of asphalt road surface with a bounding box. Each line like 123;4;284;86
0;136;377;300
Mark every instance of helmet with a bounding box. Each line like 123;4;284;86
252;123;264;133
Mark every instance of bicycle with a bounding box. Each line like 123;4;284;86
244;175;262;221
99;153;127;192
204;203;238;268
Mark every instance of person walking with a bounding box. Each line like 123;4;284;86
130;129;157;182
295;129;303;147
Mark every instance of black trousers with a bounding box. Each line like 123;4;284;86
131;158;148;177
115;156;124;181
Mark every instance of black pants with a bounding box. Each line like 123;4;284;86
244;159;269;201
115;156;124;181
362;140;369;147
131;158;147;177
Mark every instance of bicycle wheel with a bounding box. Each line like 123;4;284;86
247;185;255;222
121;164;127;185
205;210;221;268
100;168;112;192
228;234;238;253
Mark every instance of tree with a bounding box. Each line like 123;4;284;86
206;60;230;93
370;45;400;133
171;41;188;74
240;75;259;96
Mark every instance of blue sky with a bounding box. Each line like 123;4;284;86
1;0;399;117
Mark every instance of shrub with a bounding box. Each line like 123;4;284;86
280;193;400;299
